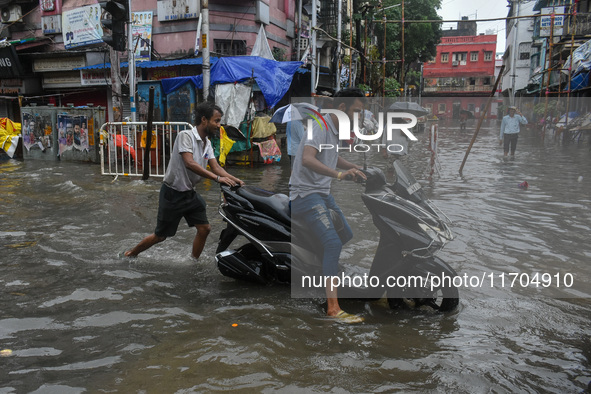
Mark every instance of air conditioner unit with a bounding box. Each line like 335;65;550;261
296;38;309;51
452;61;459;66
1;5;22;23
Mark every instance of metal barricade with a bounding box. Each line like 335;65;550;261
99;122;194;178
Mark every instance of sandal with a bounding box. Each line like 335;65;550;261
333;310;364;324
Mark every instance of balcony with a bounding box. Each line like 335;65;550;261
424;85;494;93
566;13;591;36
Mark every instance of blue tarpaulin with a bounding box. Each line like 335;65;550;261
162;56;302;108
570;71;589;91
161;76;202;95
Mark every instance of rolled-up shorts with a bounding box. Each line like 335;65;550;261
155;183;208;237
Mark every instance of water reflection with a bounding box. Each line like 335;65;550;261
0;124;589;392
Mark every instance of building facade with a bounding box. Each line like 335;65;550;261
0;0;301;121
422;18;498;120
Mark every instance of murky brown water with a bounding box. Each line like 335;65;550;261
1;122;590;393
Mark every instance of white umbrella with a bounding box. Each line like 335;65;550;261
270;102;320;124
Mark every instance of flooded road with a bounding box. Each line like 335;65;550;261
1;123;590;393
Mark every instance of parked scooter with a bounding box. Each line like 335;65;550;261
215;161;459;312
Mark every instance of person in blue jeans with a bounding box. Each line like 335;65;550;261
289;88;367;323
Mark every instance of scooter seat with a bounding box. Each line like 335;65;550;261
236;186;291;226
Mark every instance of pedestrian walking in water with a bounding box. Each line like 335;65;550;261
500;106;527;157
124;101;244;259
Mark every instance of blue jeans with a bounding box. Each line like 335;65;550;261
291;193;353;276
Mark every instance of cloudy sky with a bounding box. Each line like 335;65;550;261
437;0;512;54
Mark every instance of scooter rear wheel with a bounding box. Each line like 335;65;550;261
387;275;459;312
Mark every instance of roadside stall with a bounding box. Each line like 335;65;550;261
161;56;301;165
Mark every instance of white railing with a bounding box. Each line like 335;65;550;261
99;121;194;178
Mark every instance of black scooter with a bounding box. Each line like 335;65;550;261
215;161;459;312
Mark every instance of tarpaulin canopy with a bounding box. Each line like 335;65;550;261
206;56;301;108
563;38;591;77
161;56;302;108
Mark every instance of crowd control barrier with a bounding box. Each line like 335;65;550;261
99;121;193;178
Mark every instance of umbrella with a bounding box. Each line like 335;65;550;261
460;109;474;119
270;102;321;124
388;102;429;117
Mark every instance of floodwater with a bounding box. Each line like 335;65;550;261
1;122;590;393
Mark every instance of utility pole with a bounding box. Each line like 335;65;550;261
335;0;341;92
510;0;520;106
202;0;210;100
128;0;136;122
311;0;317;94
109;47;122;122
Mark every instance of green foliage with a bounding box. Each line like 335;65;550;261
385;77;402;97
272;47;287;61
372;0;442;81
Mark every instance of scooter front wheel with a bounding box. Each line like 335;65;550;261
387;273;459;312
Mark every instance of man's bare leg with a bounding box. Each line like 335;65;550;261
191;224;211;259
125;233;166;257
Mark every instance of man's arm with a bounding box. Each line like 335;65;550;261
180;152;242;187
208;158;244;186
301;145;366;181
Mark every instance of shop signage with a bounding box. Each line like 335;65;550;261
0;78;23;94
40;0;62;15
540;7;565;37
42;15;62;34
81;69;109;86
157;0;199;21
33;56;86;72
43;71;82;88
0;46;23;78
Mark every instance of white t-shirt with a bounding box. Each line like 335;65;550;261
164;127;215;192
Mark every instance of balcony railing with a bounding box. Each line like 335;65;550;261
424;85;494;93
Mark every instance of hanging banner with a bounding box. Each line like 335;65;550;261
132;11;153;62
62;4;103;49
0;46;23;78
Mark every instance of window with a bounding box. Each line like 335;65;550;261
470;52;478;62
441;53;449;63
483;77;491;85
438;103;446;113
519;42;531;61
214;39;246;56
469;78;476;86
484;51;493;61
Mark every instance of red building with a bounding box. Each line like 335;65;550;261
422;28;497;120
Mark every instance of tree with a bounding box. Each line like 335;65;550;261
372;0;442;83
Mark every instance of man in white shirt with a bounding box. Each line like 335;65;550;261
500;106;528;157
124;102;244;259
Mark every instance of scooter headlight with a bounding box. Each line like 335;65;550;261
418;223;442;242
